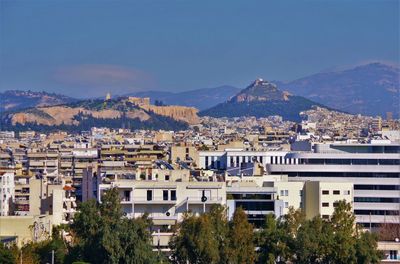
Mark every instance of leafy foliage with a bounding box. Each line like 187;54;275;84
257;201;382;264
0;243;16;264
228;208;256;264
68;188;158;264
171;201;382;264
0;200;383;264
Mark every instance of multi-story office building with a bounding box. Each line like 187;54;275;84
267;142;400;228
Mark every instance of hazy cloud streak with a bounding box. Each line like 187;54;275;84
52;64;155;96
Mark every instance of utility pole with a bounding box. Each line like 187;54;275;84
51;249;54;264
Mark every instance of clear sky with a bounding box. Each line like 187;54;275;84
0;0;399;98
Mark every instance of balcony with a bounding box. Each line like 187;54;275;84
133;197;178;204
187;196;223;204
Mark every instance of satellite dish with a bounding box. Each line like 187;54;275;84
201;196;208;202
166;212;171;216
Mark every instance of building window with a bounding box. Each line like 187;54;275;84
389;250;398;260
285;202;289;208
124;190;130;201
333;202;339;208
322;190;329;195
322;215;330;219
171;190;177;201
333;190;340;195
165;175;170;181
147;190;152;201
280;190;289;196
163;190;169;201
322;202;329;207
344;190;351;195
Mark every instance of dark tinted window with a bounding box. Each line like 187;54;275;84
147;190;152;201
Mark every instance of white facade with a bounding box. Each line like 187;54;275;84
198;149;296;170
267;143;400;227
0;171;15;216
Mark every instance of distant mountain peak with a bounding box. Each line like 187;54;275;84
199;79;323;121
231;79;290;103
278;62;400;117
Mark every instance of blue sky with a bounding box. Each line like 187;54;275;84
0;0;399;98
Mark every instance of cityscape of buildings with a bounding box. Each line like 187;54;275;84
0;106;399;261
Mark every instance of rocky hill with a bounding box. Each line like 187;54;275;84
277;62;400;117
127;97;199;124
0;90;77;111
199;79;325;121
0;98;191;132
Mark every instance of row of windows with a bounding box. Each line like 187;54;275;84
229;156;264;165
322;202;340;207
229;193;272;200
354;210;400;216
236;201;275;211
146;190;177;201
285;172;400;178
354;197;400;203
354;184;400;190
322;190;350;195
298;159;400;165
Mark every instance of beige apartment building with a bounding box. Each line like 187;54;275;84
303;181;353;219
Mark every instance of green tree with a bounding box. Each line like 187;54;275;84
121;216;159;264
228;208;256;264
69;188;157;264
293;216;333;264
355;230;382;264
326;200;357;264
0;243;16;264
258;214;288;264
209;205;230;264
170;213;220;264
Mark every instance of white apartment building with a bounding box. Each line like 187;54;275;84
227;175;353;223
226;180;284;227
263;175;304;215
93;169;226;250
267;142;400;228
0;171;15;216
198;149;296;172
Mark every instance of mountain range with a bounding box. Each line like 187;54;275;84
0;90;77;112
199;79;324;121
277;62;399;117
0;62;398;120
